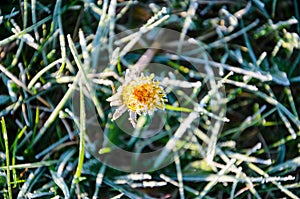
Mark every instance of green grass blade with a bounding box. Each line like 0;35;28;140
70;78;86;196
50;170;70;199
1;117;12;199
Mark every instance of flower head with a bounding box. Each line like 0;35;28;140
107;69;167;127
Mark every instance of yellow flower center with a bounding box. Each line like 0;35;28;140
122;74;166;114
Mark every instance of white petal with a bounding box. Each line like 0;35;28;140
129;110;137;128
107;93;121;102
112;104;127;121
110;99;123;106
124;69;138;83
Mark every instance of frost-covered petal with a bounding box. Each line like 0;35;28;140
110;99;123;106
129;110;137;128
112;104;127;121
107;92;121;102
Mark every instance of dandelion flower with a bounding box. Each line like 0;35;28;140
107;69;167;127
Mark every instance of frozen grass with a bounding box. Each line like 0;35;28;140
0;0;300;198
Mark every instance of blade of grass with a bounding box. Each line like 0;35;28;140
50;170;70;199
180;55;272;82
0;64;50;107
10;20;25;67
116;0;137;21
35;135;70;159
1;117;12;199
154;112;198;169
93;164;106;199
253;90;300;132
104;178;156;199
0;160;59;170
17;167;44;198
208;19;260;49
91;0;109;69
248;163;299;199
197;159;236;199
30;73;80;147
216;148;261;198
31;0;40;41
230;167;242;199
177;0;198;55
241;21;257;69
173;148;185;199
268;156;300;174
32;107;39;141
271;0;278;18
284;87;299;119
0;15;51;47
79;29;90;69
67;34;105;121
160;174;199;196
27;29;59;70
277;108;297;139
257;130;300;155
294;0;300;33
70;78;86;196
11;126;27;188
108;0;117;58
225;151;271;165
165;104;193;112
288;49;300;77
53;0;67;75
222;106;275;137
27;58;62;89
